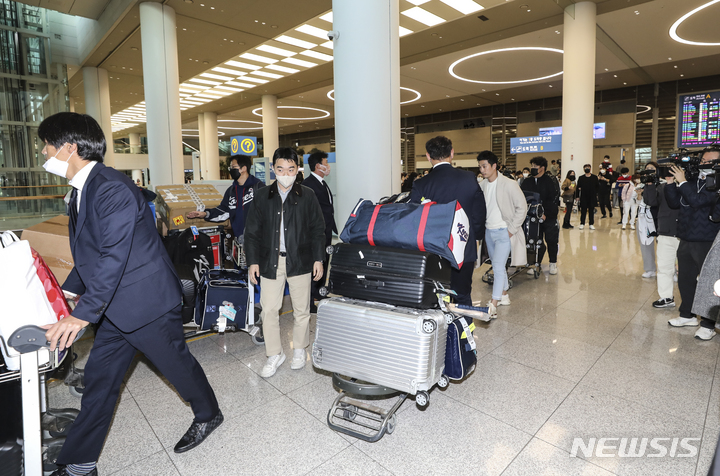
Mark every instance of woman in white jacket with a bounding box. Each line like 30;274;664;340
477;151;528;319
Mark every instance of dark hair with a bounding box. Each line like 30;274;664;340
228;155;253;173
272;147;299;165
38;112;106;162
522;167;530;173
566;170;576;179
476;150;499;167
620;167;630;174
425;136;452;161
551;160;556;164
530;156;548;169
307;151;328;172
583;164;591;168
604;155;610;159
646;161;659;170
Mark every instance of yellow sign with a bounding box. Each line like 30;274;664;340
231;138;239;154
230;136;257;156
241;138;255;154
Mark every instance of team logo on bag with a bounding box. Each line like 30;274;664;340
173;215;185;226
206;305;217;313
456;223;469;242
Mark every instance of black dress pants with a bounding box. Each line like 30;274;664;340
677;240;714;318
580;205;594;226
451;260;476;306
537;219;559;264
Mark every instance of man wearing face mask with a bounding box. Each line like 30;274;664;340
38;113;222;476
521;156;561;274
597;166;612;218
244;148;326;377
302;151;337;311
575;164;599;230
665;147;720;339
186;155;264;239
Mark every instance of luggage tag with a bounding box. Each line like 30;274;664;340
190;225;199;241
219;301;237;322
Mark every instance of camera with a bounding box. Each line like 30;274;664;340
657;149;702;180
705;161;720;192
639;169;659;185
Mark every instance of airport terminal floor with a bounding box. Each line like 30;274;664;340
47;214;719;476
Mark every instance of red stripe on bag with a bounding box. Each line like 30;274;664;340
417;202;432;251
367;205;382;246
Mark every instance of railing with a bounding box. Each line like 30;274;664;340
0;184;69;218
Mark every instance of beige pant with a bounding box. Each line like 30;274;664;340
260;256;311;357
657;235;680;299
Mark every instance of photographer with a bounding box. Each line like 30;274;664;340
665;147;720;339
644;166;680;308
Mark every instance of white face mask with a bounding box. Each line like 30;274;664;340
276;174;296;189
318;164;330;176
42;145;74;178
522;172;529;178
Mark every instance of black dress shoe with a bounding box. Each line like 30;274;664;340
51;468;98;476
174;410;224;453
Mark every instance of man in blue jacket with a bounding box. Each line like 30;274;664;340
665;147;720;340
40;113;221;476
187;154;265;238
410;136;486;305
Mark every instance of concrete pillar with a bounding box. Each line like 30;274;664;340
131;169;143;185
333;0;401;229
197;113;206;179
202;112;220;180
261;94;279;158
560;1;596;175
82;66;115;168
139;2;184;186
129;132;141;154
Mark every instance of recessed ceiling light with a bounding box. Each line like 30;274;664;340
549;85;553;87
215;85;243;92
326;87;421;104
440;0;484;15
200;72;234;81
225;81;256;88
225;60;262;71
266;64;299;74
250;70;283;79
296;24;330;40
613;74;617;77
402;7;445;26
300;50;333;61
448;47;564;84
240;76;269;84
670;1;720;46
634;10;639;15
240;53;278;64
319;12;333;23
256;44;296;57
275;35;317;49
320;41;333;50
212;67;245;76
188;78;221;85
399;26;413;37
195;93;222;99
407;0;431;5
282;57;317;68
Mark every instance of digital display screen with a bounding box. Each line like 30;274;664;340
678;91;720;148
538;123;606;139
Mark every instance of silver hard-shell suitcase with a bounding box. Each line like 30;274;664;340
312;297;447;396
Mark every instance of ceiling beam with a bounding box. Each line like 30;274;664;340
596;24;656;84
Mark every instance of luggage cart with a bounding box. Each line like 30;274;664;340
481;191;545;285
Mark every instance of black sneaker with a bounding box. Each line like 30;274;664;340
653;298;675;308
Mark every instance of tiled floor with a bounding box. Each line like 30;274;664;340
47;213;720;475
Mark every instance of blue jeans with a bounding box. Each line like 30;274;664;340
486;227;511;301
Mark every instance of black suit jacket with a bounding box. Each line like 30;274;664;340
63;163;181;332
409;163;486;262
303;173;338;246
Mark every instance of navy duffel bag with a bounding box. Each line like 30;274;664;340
339;198;470;269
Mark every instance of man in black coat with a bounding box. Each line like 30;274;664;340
410;136;486;305
597;166;613;218
302;151;337;308
521;156;561;274
575;163;599;229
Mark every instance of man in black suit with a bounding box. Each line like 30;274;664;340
410;136;486;305
302;151;337;310
40;113;221;476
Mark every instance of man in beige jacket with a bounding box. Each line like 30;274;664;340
477;151;528;318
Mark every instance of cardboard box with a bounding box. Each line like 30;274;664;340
155;184;229;234
22;215;74;284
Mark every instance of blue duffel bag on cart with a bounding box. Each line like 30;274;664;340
444;316;477;380
340;198;470;269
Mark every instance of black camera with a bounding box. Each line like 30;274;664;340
639;169;659;185
657;149;702;180
705;161;720;192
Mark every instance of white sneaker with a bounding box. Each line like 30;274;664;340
668;317;699;327
487;302;498;319
589;225;596;230
579;224;584;230
622;224;626;230
290;348;306;370
695;327;716;341
641;271;657;278
527;268;536;275
549;263;558;275
499;294;511;306
259;352;286;378
631;224;636;230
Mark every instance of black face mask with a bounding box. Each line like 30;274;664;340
230;168;241;181
530;168;539;177
569;175;576;181
584;168;591;173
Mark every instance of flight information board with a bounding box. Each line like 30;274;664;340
678;90;720;148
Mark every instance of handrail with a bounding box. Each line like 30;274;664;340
0;195;65;201
0;184;71;189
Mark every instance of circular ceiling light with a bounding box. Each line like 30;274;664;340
252;106;330;120
181;129;225;137
636;105;652;114
326;87;422;104
669;0;720;46
217;119;263;130
448;47;564;84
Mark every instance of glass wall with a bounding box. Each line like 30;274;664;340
0;0;69;223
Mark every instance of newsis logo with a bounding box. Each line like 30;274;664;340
570;437;700;458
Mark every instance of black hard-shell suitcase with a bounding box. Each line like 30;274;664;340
194;269;255;331
326;243;451;308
